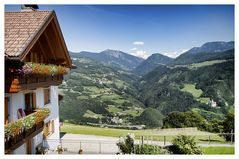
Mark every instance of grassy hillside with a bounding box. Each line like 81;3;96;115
181;84;203;98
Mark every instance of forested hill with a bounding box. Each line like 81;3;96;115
136;59;234;115
133;53;174;76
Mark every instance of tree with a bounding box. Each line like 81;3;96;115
222;108;234;141
163;111;208;130
135;108;164;128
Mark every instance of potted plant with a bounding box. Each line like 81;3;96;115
57;145;63;154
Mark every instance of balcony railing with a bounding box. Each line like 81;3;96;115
4;108;50;154
5;74;63;93
5;62;69;93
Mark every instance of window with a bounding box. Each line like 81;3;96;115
25;92;36;110
44;88;50;105
43;120;55;138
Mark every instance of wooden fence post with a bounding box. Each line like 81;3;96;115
231;130;233;144
141;136;144;146
99;142;101;154
164;136;166;146
208;135;210;145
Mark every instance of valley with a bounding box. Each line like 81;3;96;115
59;41;234;136
59;55;144;127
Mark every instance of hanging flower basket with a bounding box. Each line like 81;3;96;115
17;62;69;76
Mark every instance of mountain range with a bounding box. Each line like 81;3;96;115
71;49;144;70
172;41;234;66
185;41;234;54
60;41;234;129
70;41;234;76
133;53;174;76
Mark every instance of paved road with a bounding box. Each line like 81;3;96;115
60;134;120;154
47;134;234;154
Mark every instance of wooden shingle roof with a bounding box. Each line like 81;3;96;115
5;11;53;58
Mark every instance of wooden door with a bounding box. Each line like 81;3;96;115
4;97;9;124
26;139;32;154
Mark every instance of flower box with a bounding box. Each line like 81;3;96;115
5;108;50;139
17;62;69;76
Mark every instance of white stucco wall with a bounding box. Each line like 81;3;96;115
44;86;60;150
13;144;26;154
7;85;61;154
9;92;24;122
34;86;61;151
36;88;44;108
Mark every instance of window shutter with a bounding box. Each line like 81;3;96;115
32;92;36;109
51;120;55;134
44;88;50;105
5;97;9;124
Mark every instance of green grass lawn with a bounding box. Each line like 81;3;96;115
202;147;234;154
60;123;226;143
181;84;203;98
114;79;125;88
188;60;227;69
106;105;122;113
124;108;141;117
198;97;210;104
83;110;104;119
173;60;227;70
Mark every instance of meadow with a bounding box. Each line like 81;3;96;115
60;123;229;144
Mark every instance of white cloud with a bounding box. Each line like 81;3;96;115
181;49;189;54
133;41;144;46
162;51;178;58
130;47;138;51
129;48;149;59
162;49;189;58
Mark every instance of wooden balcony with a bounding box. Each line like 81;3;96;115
4;108;50;154
5;74;63;93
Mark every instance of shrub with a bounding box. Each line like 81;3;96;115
117;134;134;154
134;144;168;154
167;135;202;154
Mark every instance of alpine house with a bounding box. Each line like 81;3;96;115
4;5;72;154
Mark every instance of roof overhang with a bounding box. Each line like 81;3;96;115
5;11;72;68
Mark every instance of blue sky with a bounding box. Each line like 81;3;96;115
5;5;234;58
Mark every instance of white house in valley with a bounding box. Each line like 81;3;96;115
4;5;72;154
